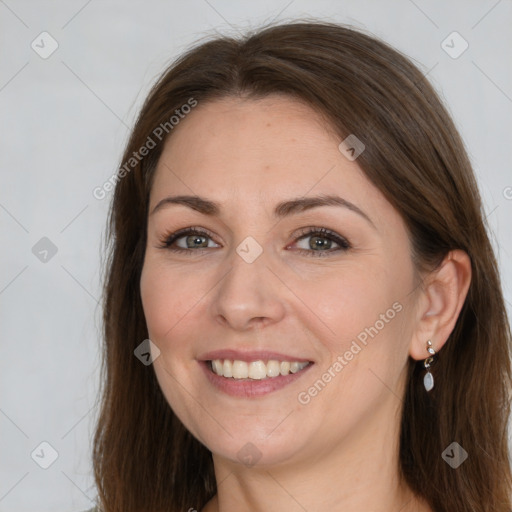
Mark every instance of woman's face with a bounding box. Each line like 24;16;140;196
140;95;419;468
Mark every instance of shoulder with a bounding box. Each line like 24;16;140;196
80;507;98;512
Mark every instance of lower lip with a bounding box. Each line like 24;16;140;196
199;361;313;398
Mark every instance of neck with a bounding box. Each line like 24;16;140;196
202;397;431;512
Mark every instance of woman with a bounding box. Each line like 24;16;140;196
86;21;512;512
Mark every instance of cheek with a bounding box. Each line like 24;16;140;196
139;259;199;344
307;259;413;391
312;269;393;345
140;260;206;429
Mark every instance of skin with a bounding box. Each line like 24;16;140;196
139;95;471;512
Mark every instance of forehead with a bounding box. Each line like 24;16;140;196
149;95;395;230
159;95;337;167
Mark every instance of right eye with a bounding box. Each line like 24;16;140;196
157;227;220;254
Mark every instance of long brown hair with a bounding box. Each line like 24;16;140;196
92;20;512;511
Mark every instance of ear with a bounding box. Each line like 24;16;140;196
409;249;472;360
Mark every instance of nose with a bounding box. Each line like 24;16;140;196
209;246;287;331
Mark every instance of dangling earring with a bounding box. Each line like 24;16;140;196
423;340;436;392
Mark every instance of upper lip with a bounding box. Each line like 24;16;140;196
198;349;313;363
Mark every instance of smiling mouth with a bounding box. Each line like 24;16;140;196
209;359;312;380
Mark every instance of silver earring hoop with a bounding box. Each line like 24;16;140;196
423;340;436;392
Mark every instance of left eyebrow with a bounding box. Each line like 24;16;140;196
273;194;376;229
149;193;376;230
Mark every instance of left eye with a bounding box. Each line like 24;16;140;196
157;227;351;257
291;227;351;256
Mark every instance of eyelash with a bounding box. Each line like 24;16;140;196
156;226;351;257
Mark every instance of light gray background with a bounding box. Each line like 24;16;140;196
1;1;511;511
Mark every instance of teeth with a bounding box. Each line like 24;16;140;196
232;360;248;379
210;359;309;379
267;360;280;377
212;360;223;375
290;362;301;373
222;359;233;378
248;361;267;379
